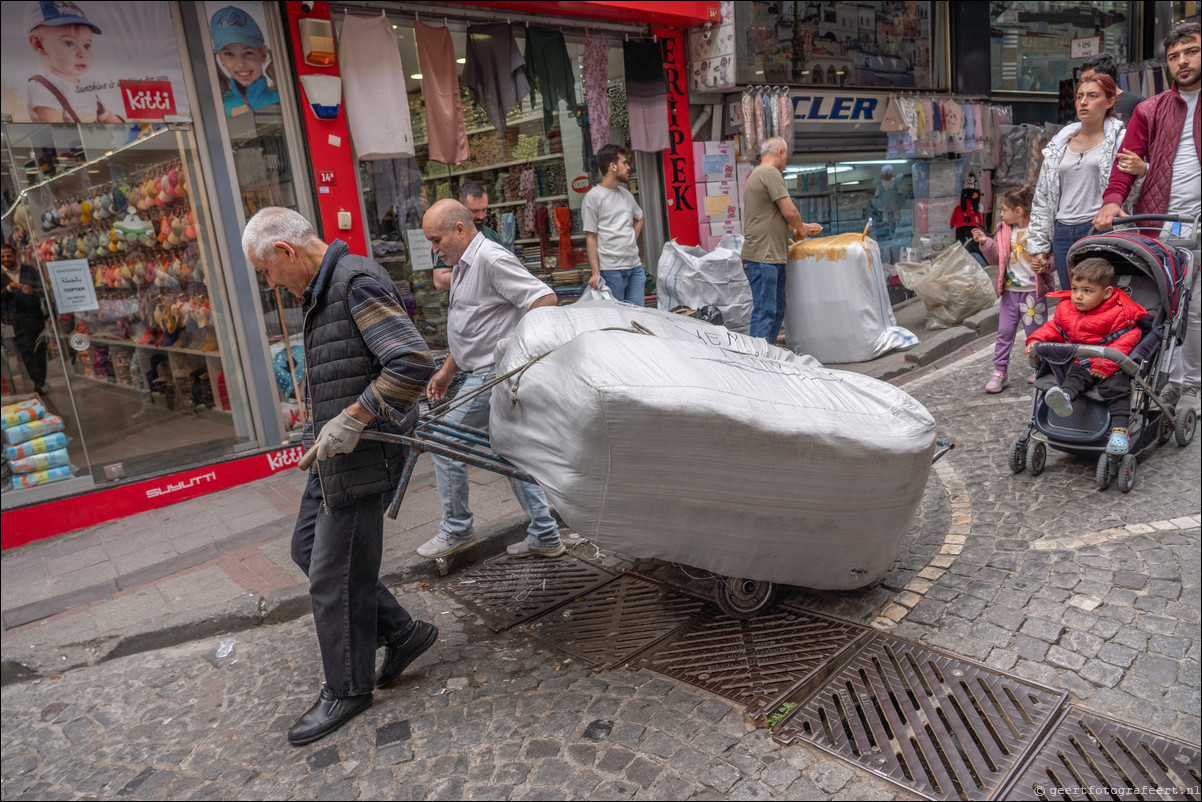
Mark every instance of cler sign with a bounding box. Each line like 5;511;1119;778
790;91;884;126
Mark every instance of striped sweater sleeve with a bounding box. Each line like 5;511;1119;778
347;276;436;426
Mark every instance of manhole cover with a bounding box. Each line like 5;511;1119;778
771;635;1066;801
632;604;870;709
439;553;615;631
522;574;710;668
997;705;1201;801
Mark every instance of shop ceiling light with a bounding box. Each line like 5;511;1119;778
410;73;423;80
456;58;466;64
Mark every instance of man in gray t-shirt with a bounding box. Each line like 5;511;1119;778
583;144;646;305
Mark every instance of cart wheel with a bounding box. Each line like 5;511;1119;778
1027;441;1046;476
1158;414;1174;445
1118;454;1137;493
1095;453;1111;490
716;577;778;619
1175;406;1196;446
1008;437;1027;473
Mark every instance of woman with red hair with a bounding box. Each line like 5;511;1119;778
1028;73;1145;291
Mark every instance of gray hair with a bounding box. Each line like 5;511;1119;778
242;207;321;261
760;137;787;158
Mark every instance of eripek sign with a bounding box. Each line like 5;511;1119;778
655;26;700;247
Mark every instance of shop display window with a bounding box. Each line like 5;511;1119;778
737;1;938;89
2;123;256;504
338;17;648;350
785;159;917;264
990;1;1133;92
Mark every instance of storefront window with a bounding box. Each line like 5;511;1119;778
2;124;256;503
1173;2;1200;24
338;16;647;350
990;1;1133;92
737;1;938;89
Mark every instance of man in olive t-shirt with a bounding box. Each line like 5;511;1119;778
742;137;822;342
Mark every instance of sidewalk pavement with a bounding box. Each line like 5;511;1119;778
0;296;1000;685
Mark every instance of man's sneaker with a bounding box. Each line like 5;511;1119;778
506;538;566;558
377;621;438;689
416;531;477;559
985;370;1007;393
1162;382;1183;407
1182;386;1200;407
1106;428;1129;455
1044;386;1074;418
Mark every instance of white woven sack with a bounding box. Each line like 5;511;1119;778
490;303;936;591
784;234;918;363
655;236;753;334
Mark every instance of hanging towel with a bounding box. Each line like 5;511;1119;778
415;20;470;165
741;91;758;156
371;158;424;230
463;22;530;139
525;26;579;131
583;32;611;153
623;39;669;152
338;14;415;159
780;91;794;153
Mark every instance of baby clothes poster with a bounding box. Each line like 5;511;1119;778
203;1;280;118
0;0;191;123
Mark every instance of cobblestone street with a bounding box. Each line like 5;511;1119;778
2;346;1198;800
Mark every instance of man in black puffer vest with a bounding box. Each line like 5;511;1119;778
243;208;438;746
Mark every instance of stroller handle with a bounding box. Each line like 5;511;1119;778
1109;214;1198;225
1029;342;1140;377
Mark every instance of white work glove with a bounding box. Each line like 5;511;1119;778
312;410;366;461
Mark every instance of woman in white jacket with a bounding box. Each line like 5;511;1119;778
1029;73;1145;291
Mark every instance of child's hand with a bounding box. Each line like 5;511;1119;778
1090;368;1106;379
1031;253;1051;273
971;228;987;244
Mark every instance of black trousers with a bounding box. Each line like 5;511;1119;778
1061;363;1131;429
14;327;47;390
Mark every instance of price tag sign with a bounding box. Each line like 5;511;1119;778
1070;36;1102;59
46;259;98;313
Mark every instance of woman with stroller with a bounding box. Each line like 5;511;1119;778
1028;73;1145;291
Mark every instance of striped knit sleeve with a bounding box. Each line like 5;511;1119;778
347;276;436;426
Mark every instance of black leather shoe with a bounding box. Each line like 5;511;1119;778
377;621;439;689
287;687;373;746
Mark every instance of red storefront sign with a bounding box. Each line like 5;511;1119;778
120;80;177;120
1;445;307;550
656;26;700;247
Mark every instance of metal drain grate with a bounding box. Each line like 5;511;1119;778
522;574;710;668
771;635;1066;801
997;705;1201;801
439;554;615;631
632;604;870;710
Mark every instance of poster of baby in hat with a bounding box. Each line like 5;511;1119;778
0;1;191;123
205;3;280;117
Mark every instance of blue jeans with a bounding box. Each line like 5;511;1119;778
744;261;787;342
432;365;559;547
1052;220;1095;291
291;472;414;697
600;266;647;306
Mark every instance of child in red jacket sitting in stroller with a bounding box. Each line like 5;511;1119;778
1025;256;1148;455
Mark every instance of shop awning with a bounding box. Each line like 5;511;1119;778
442;1;720;28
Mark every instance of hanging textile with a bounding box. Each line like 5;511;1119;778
338;14;415;159
463;22;530;139
741;91;758;157
525;26;579;131
583;32;611;153
371;158;423;230
623;38;669;153
519;163;537;233
779;90;794;154
414;20;470;165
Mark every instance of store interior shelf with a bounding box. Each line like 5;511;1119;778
86;335;220;358
413;111;544;147
513;233;585;245
491;194;568;208
423;153;561;181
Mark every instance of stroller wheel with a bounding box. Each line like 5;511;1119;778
1008;437;1027;473
1158;415;1174;445
1027;441;1046;476
1095;453;1112;490
1175;406;1196;447
1118;454;1137;493
716;576;778;619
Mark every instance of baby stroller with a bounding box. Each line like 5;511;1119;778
1009;214;1198;492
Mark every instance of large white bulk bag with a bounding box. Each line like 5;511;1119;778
490;303;936;591
784;233;918;363
655;236;754;334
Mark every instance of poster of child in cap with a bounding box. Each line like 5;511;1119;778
0;1;190;123
206;2;279;117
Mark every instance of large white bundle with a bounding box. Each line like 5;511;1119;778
491;303;936;591
785;233;918;363
655;236;753;334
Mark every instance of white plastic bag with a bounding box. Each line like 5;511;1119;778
784;233;918;363
490;303;936;591
576;278;616;303
655;236;753;334
895;242;996;330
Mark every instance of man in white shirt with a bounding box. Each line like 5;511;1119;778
417;199;564;559
583;144;645;305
